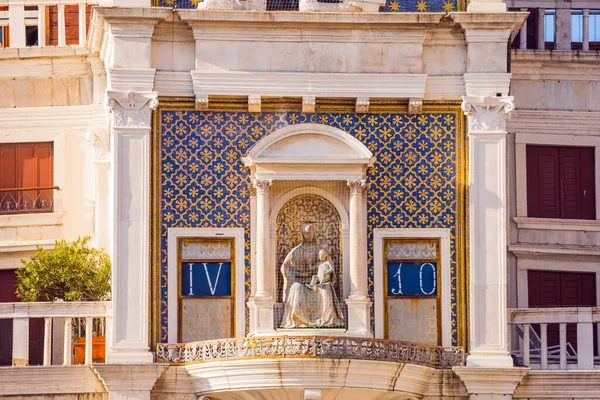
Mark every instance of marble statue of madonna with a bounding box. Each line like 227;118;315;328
280;223;344;328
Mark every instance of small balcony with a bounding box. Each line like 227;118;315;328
0;300;111;366
0;186;58;215
0;0;99;49
509;307;600;370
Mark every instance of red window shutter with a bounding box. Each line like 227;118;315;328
578;147;596;219
35;143;53;187
17;144;36;189
0;145;17;189
527;146;560;218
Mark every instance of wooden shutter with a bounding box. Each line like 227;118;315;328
527;145;596;219
527;146;560;218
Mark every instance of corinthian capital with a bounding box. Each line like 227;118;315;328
253;179;272;195
347;179;368;195
105;91;158;129
461;96;514;134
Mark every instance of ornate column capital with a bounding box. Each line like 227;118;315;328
105;91;158;129
461;96;514;134
347;179;368;195
252;179;272;195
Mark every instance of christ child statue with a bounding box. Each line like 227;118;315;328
307;249;334;290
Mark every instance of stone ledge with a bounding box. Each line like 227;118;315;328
0;212;64;228
0;365;105;396
513;217;600;232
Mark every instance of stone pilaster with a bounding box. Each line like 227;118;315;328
345;180;372;338
462;95;514;368
106;91;158;363
248;179;276;336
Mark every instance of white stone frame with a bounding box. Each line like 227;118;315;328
268;186;351;300
515;132;600;221
167;227;246;343
515;256;600;310
373;228;452;346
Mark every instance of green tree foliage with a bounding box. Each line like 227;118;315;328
16;237;111;302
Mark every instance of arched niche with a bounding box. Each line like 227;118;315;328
246;123;374;337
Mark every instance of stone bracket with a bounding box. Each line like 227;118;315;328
196;94;209;111
453;367;529;397
408;98;423;114
249;95;261;113
355;97;370;114
302;96;316;113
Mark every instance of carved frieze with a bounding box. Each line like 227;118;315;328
461;96;514;134
106;91;158;129
387;241;437;260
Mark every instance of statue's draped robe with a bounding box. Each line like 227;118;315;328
280;242;344;328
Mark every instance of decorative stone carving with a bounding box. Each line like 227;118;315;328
461;96;514;134
181;241;230;261
85;127;109;159
156;336;465;369
105;91;158;129
248;95;261;113
408;98;423;114
347;179;368;195
195;95;209;111
355;97;370;114
302;96;316;113
387;241;437;260
252;179;272;195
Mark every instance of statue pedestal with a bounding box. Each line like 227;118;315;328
248;296;277;336
345;297;373;338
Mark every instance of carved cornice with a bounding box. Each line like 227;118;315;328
105;91;158;129
461;96;514;134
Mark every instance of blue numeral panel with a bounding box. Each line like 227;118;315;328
181;262;232;296
387;262;437;296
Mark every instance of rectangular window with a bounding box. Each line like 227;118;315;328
526;145;596;220
528;270;597;355
384;239;440;345
0;142;54;215
178;238;234;342
572;10;583;49
545;9;556;49
591;10;600;50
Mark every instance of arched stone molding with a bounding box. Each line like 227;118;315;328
242;123;374;181
268;186;350;300
246;123;374;337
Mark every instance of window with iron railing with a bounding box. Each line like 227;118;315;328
0;143;57;215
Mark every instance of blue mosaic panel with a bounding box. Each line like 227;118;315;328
155;0;457;11
157;110;462;344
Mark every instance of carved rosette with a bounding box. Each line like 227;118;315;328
461;96;514;134
106;91;158;129
253;179;272;195
347;179;368;195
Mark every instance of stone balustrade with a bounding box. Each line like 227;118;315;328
0;301;112;366
0;0;99;48
509;307;600;370
157;335;465;369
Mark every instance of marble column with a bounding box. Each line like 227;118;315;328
519;9;528;49
248;179;276;335
537;9;546;50
583;10;590;51
345;180;372;337
461;96;514;368
106;91;158;363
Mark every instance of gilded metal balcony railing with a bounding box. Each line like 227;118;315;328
0;186;58;215
157;336;465;369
